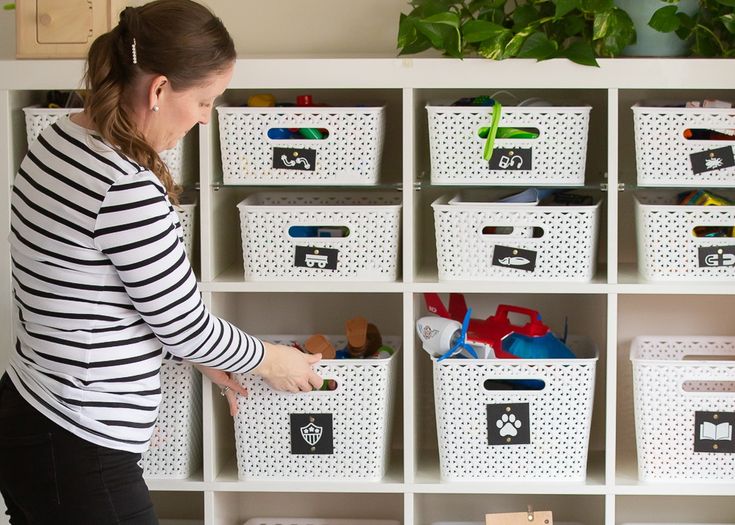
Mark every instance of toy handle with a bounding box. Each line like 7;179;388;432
494;304;543;330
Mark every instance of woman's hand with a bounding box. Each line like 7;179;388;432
252;342;323;392
193;363;248;416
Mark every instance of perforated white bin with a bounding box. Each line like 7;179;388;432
432;194;600;281
434;337;597;481
633;103;735;187
427;104;590;185
23;106;186;185
245;519;399;525
140;361;202;479
635;191;735;281
233;335;400;481
631;336;735;482
237;192;401;281
174;200;196;259
217;105;385;185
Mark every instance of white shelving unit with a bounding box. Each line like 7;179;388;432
1;57;734;525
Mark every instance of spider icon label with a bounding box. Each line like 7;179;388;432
294;246;338;270
273;147;316;171
690;146;734;175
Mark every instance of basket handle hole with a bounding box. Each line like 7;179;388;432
288;226;350;238
482;226;544;238
267;127;330;140
682;128;735;141
478;127;540;140
691;226;734;238
484;379;545;391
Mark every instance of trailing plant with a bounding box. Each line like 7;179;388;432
649;0;735;57
397;0;637;66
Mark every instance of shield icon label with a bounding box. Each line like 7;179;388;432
290;413;333;454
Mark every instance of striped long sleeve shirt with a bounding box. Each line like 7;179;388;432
7;116;264;453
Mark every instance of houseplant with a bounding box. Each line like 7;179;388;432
397;0;637;66
648;0;735;56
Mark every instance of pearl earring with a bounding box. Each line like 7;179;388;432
152;105;159;112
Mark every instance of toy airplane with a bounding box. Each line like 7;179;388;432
417;293;574;361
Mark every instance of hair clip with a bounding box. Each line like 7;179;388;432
132;37;138;65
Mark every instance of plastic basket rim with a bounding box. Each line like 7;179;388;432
630;335;735;364
432;335;598;364
632;102;735;115
255;334;401;365
23;105;83;114
237;192;402;210
426;104;592;113
244;519;400;525
432;193;602;212
634;191;735;210
217;104;385;114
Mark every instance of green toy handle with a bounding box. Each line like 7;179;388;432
482;101;502;161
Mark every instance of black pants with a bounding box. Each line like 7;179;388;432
0;373;158;524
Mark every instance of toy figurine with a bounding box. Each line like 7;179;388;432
345;316;383;358
304;333;336;359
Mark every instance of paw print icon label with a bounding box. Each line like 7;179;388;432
487;403;530;445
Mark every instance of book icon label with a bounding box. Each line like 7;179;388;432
694;411;734;454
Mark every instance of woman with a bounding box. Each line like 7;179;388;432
0;1;323;523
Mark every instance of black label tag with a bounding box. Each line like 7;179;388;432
492;245;537;272
488;148;532;171
294;246;338;270
698;246;735;267
690;146;735;175
273;147;317;171
290;413;333;454
694;411;734;453
487;403;530;446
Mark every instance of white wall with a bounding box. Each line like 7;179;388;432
0;0;409;60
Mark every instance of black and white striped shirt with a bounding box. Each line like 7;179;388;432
7;116;264;452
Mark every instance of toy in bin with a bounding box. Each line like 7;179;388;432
416;293;574;361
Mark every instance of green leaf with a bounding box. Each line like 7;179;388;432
561;40;599;66
554;0;580;18
416;20;453;49
563;14;585;36
649;5;680;33
595;8;636;56
398;37;433;55
443;28;464;58
721;13;735;34
503;27;534;57
397;14;418;49
478;29;513;59
462;19;506;43
422;12;461;28
512;4;539;30
580;0;614;13
517;32;559;60
715;0;735;6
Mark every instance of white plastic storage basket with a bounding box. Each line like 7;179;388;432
140;361;202;479
217;105;385;185
237;192;401;281
633;103;735;186
434;337;597;481
23;106;185;185
233;335;400;481
432;194;600;281
427;105;590;185
174;200;196;259
245;520;400;525
635;191;735;281
631;336;735;482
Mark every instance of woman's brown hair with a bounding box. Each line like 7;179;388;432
83;0;236;203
